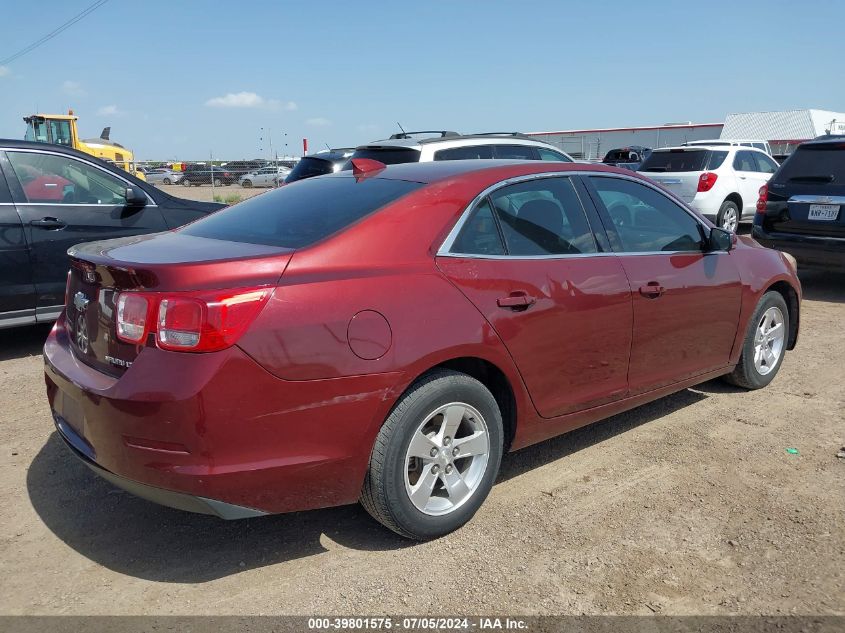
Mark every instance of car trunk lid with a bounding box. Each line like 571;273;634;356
65;231;292;377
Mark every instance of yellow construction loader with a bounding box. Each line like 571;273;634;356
23;110;145;180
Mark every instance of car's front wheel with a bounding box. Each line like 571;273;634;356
241;179;252;188
213;178;223;187
162;178;171;185
361;369;503;540
724;291;789;389
182;178;191;187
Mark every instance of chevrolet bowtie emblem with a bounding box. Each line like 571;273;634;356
73;291;90;312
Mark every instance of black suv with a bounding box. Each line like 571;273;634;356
222;160;267;180
283;149;354;184
0;139;223;328
753;137;845;269
180;164;236;187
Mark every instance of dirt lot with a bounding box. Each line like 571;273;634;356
0;270;842;616
156;182;269;203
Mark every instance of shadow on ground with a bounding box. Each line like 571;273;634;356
28;387;708;584
0;324;52;362
799;270;845;304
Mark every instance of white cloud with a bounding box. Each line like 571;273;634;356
204;91;293;111
0;66;10;78
62;80;85;96
306;117;332;127
96;104;120;116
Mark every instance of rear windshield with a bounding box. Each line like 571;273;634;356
284;156;336;183
773;143;845;184
640;149;726;172
180;176;422;248
343;147;421;168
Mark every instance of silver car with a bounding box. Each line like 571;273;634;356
145;169;183;186
239;166;291;188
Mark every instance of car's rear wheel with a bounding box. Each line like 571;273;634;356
182;178;191;187
241;180;252;188
361;369;503;540
213;178;223;187
724;291;789;389
162;178;171;185
717;200;739;232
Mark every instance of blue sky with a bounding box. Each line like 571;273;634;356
0;0;842;160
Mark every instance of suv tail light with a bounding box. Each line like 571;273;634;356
756;184;768;213
115;286;271;352
697;172;718;192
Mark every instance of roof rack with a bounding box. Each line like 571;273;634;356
388;130;460;140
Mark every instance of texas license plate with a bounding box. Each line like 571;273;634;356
808;204;839;220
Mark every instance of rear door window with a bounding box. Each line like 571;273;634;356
180;176;422;248
493;145;539;160
488;177;598;255
733;151;757;172
434;145;494;161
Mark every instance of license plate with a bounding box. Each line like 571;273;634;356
807;204;839;221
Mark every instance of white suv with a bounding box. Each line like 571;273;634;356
345;131;574;166
637;145;780;232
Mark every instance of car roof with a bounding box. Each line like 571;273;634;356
799;136;845;148
303;151;352;163
329;158;630;185
356;133;559;150
654;144;769;155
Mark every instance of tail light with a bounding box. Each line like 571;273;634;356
697;172;718;192
116;293;152;343
756;184;768;213
115;286;271;352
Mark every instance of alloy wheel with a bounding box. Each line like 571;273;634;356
403;402;490;516
721;207;738;232
753;306;785;375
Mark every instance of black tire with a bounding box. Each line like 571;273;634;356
717;200;740;232
182;178;191;187
213;178;222;187
162;178;171;185
361;369;504;540
241;180;252;188
724;291;789;389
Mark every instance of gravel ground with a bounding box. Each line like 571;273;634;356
156;182;269;203
0;270;842;616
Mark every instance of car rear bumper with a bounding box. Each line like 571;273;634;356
43;318;400;516
752;226;845;268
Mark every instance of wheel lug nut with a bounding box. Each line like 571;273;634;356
431;465;440;473
444;437;451;446
445;464;453;474
452;447;459;456
430;447;438;457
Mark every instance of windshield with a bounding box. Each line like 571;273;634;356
343;147;422;169
774;143;845;184
181;176;423;248
639;149;722;172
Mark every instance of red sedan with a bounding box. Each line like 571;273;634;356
44;159;801;539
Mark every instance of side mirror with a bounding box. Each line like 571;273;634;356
124;186;147;207
708;227;734;252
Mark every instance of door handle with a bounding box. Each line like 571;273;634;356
30;217;67;230
639;282;665;298
739;176;747;180
497;292;536;310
